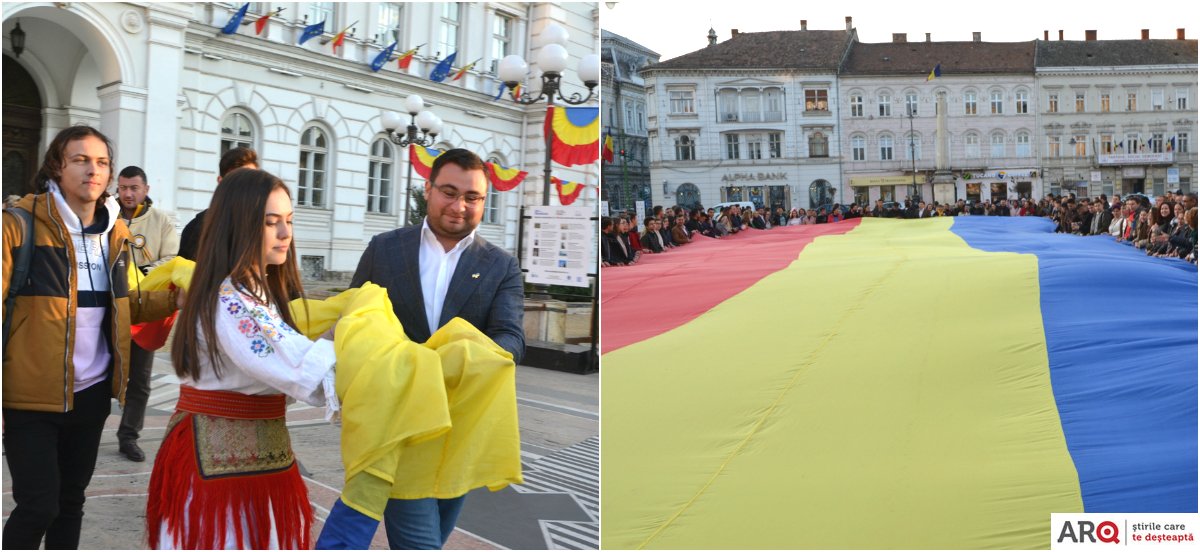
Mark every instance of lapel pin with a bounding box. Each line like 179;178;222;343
471;273;480;279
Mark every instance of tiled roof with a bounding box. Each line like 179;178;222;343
1035;39;1198;67
842;41;1036;76
643;30;852;72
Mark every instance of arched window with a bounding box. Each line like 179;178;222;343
808;132;828;158
990;132;1006;158
740;89;762;122
964;133;981;158
1015;89;1029;114
221;110;256;154
877;92;892;117
851;135;866;161
878;134;894;160
675;135;695;161
905;132;921;160
484;155;506;225
990;90;1004;114
298;126;329;208
963;90;978;115
368;138;394;214
1015;131;1031;157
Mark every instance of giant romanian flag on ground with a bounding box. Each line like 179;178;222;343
601;217;1197;549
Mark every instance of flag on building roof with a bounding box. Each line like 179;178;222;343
254;7;283;35
484;162;528;191
298;20;326;45
371;42;398;73
220;3;249;35
409;145;443;179
552;177;585;205
926;63;941;81
603;133;615;163
451;59;479;82
545;106;600;166
429;52;457;83
397;46;420;70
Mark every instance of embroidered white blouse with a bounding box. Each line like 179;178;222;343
183;278;337;411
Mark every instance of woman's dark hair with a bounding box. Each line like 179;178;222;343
34;125;115;194
1151;202;1175;226
172;169;305;380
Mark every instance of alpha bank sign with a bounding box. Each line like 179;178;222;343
721;172;789;182
1098;152;1174;165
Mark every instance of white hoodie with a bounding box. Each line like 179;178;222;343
48;180;120;392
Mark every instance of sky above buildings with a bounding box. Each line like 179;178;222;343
602;1;1191;62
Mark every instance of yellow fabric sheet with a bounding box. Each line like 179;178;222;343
601;218;1082;549
139;258;523;520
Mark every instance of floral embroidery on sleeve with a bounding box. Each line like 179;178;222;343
219;282;275;358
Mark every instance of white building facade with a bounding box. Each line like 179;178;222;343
2;2;599;275
1035;36;1197;198
641;25;853;212
840;37;1041;206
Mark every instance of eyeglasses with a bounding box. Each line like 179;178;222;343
434;186;485;205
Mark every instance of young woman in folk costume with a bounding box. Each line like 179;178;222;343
146;169;338;549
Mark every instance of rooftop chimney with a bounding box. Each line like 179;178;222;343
845;16;852;31
1085;30;1096;41
1044;30;1049;40
731;28;739;37
893;33;907;43
1142;29;1150;40
926;33;931;42
1178;28;1186;39
972;32;981;42
1058;30;1064;40
801;20;807;31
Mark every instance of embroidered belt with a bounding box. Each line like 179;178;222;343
173;386;294;479
176;386;287;419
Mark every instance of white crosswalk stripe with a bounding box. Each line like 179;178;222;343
513;436;599;549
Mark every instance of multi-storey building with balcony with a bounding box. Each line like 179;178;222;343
2;2;598;276
840;34;1038;206
600;28;658;213
1035;31;1197;198
640;19;855;212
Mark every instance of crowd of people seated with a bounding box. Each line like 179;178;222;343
601;191;1198;267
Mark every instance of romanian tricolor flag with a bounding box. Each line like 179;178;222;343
451;59;478;82
544;106;600;167
602;217;1197;549
551;176;585;205
330;24;352;52
409;145;442;180
254;8;282;35
484;162;527;192
926;62;942;81
602;133;614;163
396;46;420;70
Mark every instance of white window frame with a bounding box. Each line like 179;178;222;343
965;133;980;158
1015;90;1029;114
220;110;256;154
768;132;782;159
851;135;865;161
1047;93;1058;113
1176;88;1189;111
367;138;394;214
746;133;763;159
675;134;695;161
878;93;892;117
964;91;978;115
850;94;864;117
1074;134;1087;157
490;12;512;75
1178;133;1189;153
307;2;335;27
805;89;829;112
1127;92;1138;111
438;3;460;58
1100;134;1114;154
878;134;894;160
669;89;696;115
1100;93;1111;112
990;133;1005;158
483;155;506;225
1151;89;1165;111
725;133;740;160
375;3;403;45
1047;136;1061;157
1075;92;1086;113
298;125;330;208
990;90;1004;114
808;132;828;158
763;88;784;122
905;132;921;160
1150;133;1164;153
905;92;918;116
1016;132;1031;157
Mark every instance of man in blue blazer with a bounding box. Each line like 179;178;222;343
348;148;525;549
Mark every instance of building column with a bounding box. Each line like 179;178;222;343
141;8;189;211
97;81;148;183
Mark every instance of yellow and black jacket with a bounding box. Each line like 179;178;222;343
3;187;176;412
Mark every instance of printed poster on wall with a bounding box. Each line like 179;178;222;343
525;205;592;287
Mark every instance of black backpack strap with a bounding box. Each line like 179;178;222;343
4;197;35;354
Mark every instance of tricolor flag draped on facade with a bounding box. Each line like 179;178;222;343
544;106;600;167
484;162;528;191
602;217;1197;549
408;145;442;179
550;176;585;205
602;133;614;163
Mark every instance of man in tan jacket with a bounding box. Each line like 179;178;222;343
114;165;179;462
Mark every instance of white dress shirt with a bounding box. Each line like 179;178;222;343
419;218;476;336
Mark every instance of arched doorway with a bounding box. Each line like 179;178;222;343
809;179;836;208
3;54;42;198
675;183;700;209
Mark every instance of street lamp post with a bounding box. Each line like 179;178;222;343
380;95;444;225
496;23;600;206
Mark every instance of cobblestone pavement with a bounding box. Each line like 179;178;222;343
2;351;599;550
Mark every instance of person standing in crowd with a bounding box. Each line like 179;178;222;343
113;165;179;463
347;148;524;549
145;169;337;549
641;216;665;253
3;126;178;549
177;146;258;261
